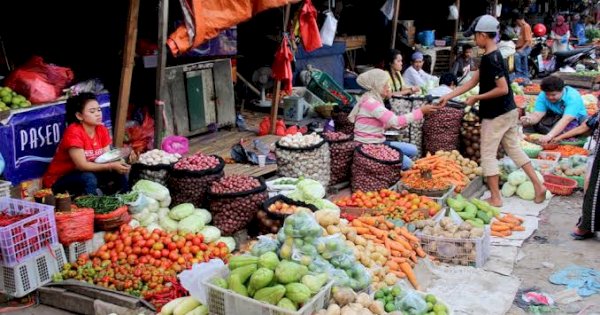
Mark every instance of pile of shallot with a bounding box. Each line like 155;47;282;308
174;153;220;171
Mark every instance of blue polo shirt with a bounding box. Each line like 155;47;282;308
534;86;588;123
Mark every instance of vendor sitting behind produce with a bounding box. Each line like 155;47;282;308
403;52;438;88
520;76;588;143
384;49;420;96
348;69;438;169
43;93;130;196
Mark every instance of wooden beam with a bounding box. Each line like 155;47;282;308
155;0;169;148
450;0;461;65
390;0;401;49
114;0;140;147
270;4;292;134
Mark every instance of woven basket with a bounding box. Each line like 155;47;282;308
543;174;577;196
315;105;335;118
567;175;585;188
94;206;131;231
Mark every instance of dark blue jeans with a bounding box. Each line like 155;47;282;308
52;171;129;196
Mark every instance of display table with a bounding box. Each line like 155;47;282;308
0;92;112;184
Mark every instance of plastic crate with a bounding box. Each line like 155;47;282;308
531;159;556;175
538;151;561;163
417;228;490;268
0;181;10;198
307;71;355;106
390;182;455;207
0;197;58;267
0;244;65;297
204;279;333;315
64;240;93;263
290;87;325;107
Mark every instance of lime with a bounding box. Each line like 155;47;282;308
391;286;402;297
0;89;8;97
383;287;392;295
426;294;437;304
427;302;434;311
433;304;447;312
375;291;385;299
384;302;396;313
2;95;11;104
435;311;447;315
385;294;394;302
376;298;386;305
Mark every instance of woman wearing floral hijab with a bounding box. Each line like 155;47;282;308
348;69;438;169
551;15;570;52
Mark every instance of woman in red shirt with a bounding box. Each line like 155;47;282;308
43;93;130;196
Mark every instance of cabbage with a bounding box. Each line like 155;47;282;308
294;179;326;200
194;209;212;224
517;182;535;200
169;203;194;220
200;226;221;243
508;171;527;186
159;216;179;232
140;213;158;227
311;199;340;211
132;208;151;221
218;236;236;252
146;223;162;232
178;214;205;234
158;208;170;218
159;195;171;208
132;180;169;202
501;183;516;197
147;198;159;212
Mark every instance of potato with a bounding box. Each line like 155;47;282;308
327;225;341;235
354;235;367;246
470;227;484;238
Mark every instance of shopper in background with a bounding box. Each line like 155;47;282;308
403;52;438;88
348;69;438;169
384;49;420;97
515;13;533;78
451;44;476;79
551;15;571;52
438;15;546;207
43;93;131;196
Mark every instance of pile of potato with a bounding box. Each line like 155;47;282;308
418;218;485;266
434;150;482;180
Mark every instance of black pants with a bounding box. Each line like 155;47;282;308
52;171;129;196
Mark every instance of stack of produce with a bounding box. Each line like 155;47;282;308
423;106;465;154
322;131;356;186
523;83;541;94
168;153;224;207
582;93;598;115
545;145;589;157
501;170;546;201
286;178;340;211
159;296;207;315
352;144;403;193
209;253;330;311
434;150;482;180
0;86;31;110
460;104;482;162
276;133;331;187
446;195;501;227
511;82;524;95
401;154;470;193
334;189;441;222
389;97;426;157
55;226;231;309
208;175;267;235
417;217;486;266
256;196;316;234
130;150;181;186
553;156;587;186
491;214;524;237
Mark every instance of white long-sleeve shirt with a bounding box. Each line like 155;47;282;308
403;66;437;88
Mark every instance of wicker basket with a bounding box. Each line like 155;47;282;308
568;175;585;188
543;174;577;196
315;105;335;118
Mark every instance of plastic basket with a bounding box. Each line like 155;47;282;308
391;182;455;207
568;175;585;188
64;240;93;263
0;244;65;297
0;181;10;198
560;137;588;147
543;174;578;196
0;198;58;267
523;147;542;158
307;71;355;106
417;229;490;268
204;279;333;315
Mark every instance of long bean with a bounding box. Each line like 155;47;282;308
74;196;123;214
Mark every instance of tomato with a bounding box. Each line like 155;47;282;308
161;249;170;258
152;242;164;251
106;242;115;250
141;247;149;255
123;236;133;246
115;243;125;253
99;251;110;260
199;243;208;251
191;237;202;246
151;250;162;259
151;233;160;241
185;241;192;248
167;242;177;251
154;260;162;267
168;251;179;262
217;242;227;248
124;247;133;255
180;247;190;255
176;240;185;249
177;257;185;264
190;245;200;255
219;247;228;256
132;247;141;255
145;239;155;248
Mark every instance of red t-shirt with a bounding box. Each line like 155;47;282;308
43;124;112;188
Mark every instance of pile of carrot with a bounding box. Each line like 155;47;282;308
491;214;525;237
401;154;470;192
546;145;589;157
349;215;425;290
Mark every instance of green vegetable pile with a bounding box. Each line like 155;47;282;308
374;286;449;315
74;192;138;214
211;253;329;311
447;194;500;227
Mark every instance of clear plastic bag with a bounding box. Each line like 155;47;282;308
395;289;428;315
250;235;280;257
126;193;154;214
281;211;323;239
179;259;229;305
314;234;348;259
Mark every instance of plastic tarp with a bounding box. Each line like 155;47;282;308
168;0;294;56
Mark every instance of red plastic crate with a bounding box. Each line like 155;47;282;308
0;198;58;267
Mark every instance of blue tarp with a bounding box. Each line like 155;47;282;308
549;265;600;297
294;41;346;87
0;93;112;185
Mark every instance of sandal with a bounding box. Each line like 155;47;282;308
570;232;595;240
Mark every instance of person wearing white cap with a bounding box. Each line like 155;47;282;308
402;51;438;88
438;15;547;207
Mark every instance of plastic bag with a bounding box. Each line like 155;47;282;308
395;289;428;315
126;112;154;154
282;211;323;239
250;235;281;257
314;234;349;259
162;135;189;155
5;56;74;104
179;259;229;305
320;10;338;46
127;193;154;214
299;0;322;52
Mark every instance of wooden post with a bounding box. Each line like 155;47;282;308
390;0;401;49
450;0;460;66
493;0;498;17
155;0;169;148
114;0;140;147
270;4;292;134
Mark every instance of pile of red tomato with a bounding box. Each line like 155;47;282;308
58;225;230;308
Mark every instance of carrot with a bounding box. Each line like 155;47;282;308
353;227;370;235
491;224;510;232
388;233;412;250
491;230;505;237
391;256;408;263
352;220;365;228
368;226;387;239
398;227;420;243
512;225;525;231
391;270;407;278
357;217;376;226
386;260;399;270
385;220;395;229
378;223;389;231
399;262;419;289
386;238;408;252
415;246;426;258
501;230;512;237
410;252;418;264
391;250;403;257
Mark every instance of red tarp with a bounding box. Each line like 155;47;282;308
168;0;296;56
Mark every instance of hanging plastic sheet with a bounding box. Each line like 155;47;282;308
272;35;294;93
